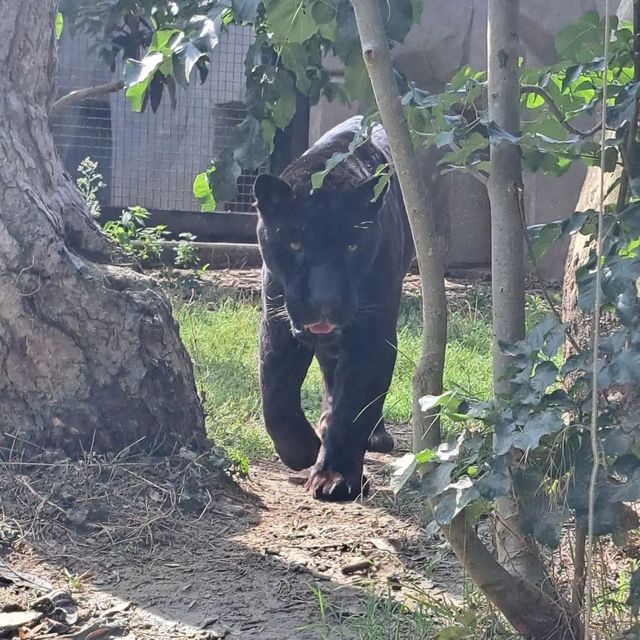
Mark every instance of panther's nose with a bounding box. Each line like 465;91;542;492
309;297;340;321
308;264;341;319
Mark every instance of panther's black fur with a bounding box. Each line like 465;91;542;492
254;117;414;501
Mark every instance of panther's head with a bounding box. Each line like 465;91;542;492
254;173;388;337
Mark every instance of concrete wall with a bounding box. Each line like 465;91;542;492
310;0;621;279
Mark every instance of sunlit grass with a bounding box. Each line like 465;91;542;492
175;286;495;463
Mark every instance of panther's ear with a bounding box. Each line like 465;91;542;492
254;174;293;220
351;175;389;214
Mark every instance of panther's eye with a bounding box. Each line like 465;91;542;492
290;241;303;252
346;243;358;253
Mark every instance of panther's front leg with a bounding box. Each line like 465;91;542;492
307;327;398;501
260;315;321;471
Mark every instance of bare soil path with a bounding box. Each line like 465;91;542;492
0;425;462;639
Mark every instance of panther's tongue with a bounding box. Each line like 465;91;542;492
305;322;336;334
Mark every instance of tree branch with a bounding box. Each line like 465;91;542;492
51;80;125;114
521;85;601;138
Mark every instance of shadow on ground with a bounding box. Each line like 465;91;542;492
0;425;462;639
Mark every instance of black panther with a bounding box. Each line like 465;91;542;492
254;116;414;501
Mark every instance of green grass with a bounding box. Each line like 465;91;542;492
175;289;494;463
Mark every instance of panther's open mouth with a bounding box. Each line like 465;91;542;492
304;322;337;334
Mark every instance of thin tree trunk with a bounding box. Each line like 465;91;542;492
488;0;525;382
0;0;206;456
351;0;448;452
485;3;579;635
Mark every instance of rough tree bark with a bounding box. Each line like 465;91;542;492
350;0;448;452
0;0;206;456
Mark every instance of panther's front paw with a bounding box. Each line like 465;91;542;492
305;448;369;501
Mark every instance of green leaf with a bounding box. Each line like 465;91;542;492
193;170;217;212
390;453;417;494
264;0;318;44
175;42;206;85
475;456;511;500
432;477;480;525
312;0;337;24
55;12;64;40
151;28;183;53
382;0;415;43
562;64;584;92
233;117;271;171
232;0;262;22
422;462;455;497
124;52;164;112
607;84;640;129
371;173;390;202
512;410;564;451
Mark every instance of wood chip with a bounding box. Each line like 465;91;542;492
340;559;374;575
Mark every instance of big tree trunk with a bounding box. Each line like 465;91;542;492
0;0;206;456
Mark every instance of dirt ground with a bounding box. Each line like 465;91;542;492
0;424;463;640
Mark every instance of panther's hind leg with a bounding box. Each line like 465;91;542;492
259;315;320;470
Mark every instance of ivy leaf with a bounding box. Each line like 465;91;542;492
512;410;564;451
528;211;590;259
576;261;598;311
555;11;605;62
607;84;640;129
627;568;640;615
520;499;570;549
432;477;480;525
422;462;455;497
390;453;417;494
495;415;517;456
576;501;639;535
475;456;511;500
531;361;560;394
526;315;559;352
189;13;224;50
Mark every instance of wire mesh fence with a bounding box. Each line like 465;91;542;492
52;25;263;215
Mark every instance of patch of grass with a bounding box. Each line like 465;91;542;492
305;582;514;640
307;588;437;640
175;290;495;461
